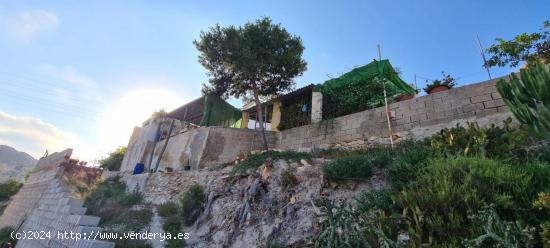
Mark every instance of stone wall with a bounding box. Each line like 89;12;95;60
275;76;513;151
0;149;114;248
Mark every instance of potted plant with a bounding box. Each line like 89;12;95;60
424;72;456;94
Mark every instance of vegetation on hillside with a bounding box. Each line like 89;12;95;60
314;119;550;247
99;147;127;171
84;176;152;248
233;151;311;174
0;180;22;202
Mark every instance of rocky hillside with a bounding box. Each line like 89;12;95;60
0;145;37;182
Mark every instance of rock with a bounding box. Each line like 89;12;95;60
300;159;310;166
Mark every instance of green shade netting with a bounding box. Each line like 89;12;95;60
199;94;242;128
316;59;415;119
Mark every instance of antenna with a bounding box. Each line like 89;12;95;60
476;35;492;80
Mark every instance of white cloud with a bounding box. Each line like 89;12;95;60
36;64;97;88
0;111;97;162
0;10;59;42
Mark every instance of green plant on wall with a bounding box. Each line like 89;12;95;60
497;61;550;139
277;100;310;130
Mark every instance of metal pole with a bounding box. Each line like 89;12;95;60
378;44;394;148
476;35;492;80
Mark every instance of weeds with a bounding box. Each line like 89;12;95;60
180;183;205;226
322;155;374;182
233;151;312;174
280;170;299;189
0;180;22;202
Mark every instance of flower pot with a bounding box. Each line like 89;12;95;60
428;85;449;94
396;94;414;102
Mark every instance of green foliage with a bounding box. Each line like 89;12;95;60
315;199;401;248
180;184;205;226
0;180;22;201
423;72;456;94
277;99;311;131
280;170;299;189
429;119;527;159
322;155;374;182
486;21;550;67
157;201;186;248
464;206;536;248
232;151;311;174
497;61;550;139
316;60;414;119
395;157;550;246
387;141;431;189
357;188;393;213
114;237;152;248
99;147;127;171
0;227;17;246
158;201;180;218
195;17;307;149
85;176;150;231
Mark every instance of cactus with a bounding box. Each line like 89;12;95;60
497;61;550;139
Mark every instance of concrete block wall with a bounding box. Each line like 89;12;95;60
0;149;115;248
275;76;513;151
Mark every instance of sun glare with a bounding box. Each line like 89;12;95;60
97;88;185;155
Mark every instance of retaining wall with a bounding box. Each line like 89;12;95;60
275;76;514;150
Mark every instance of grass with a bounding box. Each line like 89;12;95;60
232;151;312;174
322;155;374;182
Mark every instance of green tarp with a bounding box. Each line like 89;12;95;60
199;94;242;128
316;59;415;119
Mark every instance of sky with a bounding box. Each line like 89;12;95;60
0;0;548;162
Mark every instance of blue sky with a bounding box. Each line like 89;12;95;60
0;0;548;161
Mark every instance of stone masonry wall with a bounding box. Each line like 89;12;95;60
275;76;513;151
0;149;114;248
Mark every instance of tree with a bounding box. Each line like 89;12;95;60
99;147;127;171
496;61;550;139
194;17;307;150
485;21;549;68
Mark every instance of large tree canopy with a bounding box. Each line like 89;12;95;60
194;17;307;149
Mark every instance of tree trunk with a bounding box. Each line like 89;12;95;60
253;87;269;151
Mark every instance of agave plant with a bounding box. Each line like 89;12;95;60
497;61;550;139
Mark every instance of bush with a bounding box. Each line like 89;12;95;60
158;201;179;218
180;184;205;226
387;142;430;189
0;227;17;246
395;157;550;245
99;147;127;171
322;155;374;182
0;180;22;201
280;170;299;189
429;119;527;159
84;176;151;232
357;188;393;213
233;151;311;174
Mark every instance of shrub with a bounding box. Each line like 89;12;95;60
387;142;430;189
280;170;299;189
180;184;205;226
233;151;312;174
0;227;17;246
322;155;373;182
357;188;393;213
99;147;127;171
395;157;550;245
429;119;527;159
464;206;536;247
84;176;151;232
158;201;179;218
0;180;22;201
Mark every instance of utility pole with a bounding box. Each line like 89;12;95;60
476;35;492;80
378;44;394;148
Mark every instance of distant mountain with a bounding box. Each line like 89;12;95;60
0;145;37;182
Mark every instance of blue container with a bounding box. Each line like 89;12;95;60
133;163;145;175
